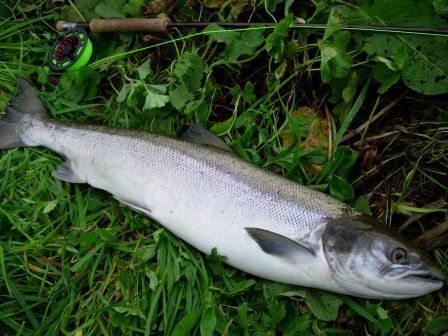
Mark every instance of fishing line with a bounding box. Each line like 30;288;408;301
89;24;448;68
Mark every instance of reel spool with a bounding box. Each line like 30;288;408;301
48;29;95;72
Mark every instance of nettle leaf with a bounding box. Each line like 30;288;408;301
123;0;144;16
95;0;126;18
205;24;238;44
58;67;102;103
174;52;204;91
205;24;264;60
169;52;204;111
319;43;352;82
318;11;352;83
349;0;448;95
342;71;359;103
267;0;285;12
276;287;342;321
223;29;264;60
433;0;448;15
169;84;193;110
373;63;401;94
266;14;294;61
242;81;256;104
303;289;342;321
402;39;448;95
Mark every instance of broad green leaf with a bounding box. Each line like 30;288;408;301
424;316;448;334
169;83;193;110
303;289;342;321
227;279;256;295
204;0;225;8
266;0;285;12
284;0;295;15
73;0;97;20
242;81;256;104
123;0;144;16
365;302;394;333
223;29;265;60
340;296;382;329
174;52;204;91
342;72;359;103
113;305;145;319
354;196;373;216
267;299;286;324
137;59;152;80
172;307;203;336
328;175;354;201
143;90;170;110
373;63;401;94
402;39;448;95
95;0;125;18
206;25;264;60
350;0;448;95
319;44;352;82
433;0;448;15
276;287;342;322
209;114;236;136
266;14;294;62
43;200;58;214
116;83;131;103
133;245;156;262
58;67;102;103
200;305;216;336
204;24;238;44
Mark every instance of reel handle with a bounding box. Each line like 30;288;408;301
56;17;171;33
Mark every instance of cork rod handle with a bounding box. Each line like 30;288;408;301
56;17;171;33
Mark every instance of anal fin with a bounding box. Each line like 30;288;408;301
52;160;85;183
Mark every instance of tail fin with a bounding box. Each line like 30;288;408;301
0;77;48;149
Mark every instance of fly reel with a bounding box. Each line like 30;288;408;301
48;29;95;72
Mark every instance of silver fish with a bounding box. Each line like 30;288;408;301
1;78;446;299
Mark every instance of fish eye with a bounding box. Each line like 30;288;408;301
391;247;408;264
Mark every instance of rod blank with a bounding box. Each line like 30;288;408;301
55;18;448;36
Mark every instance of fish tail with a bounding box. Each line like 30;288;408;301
0;76;48;149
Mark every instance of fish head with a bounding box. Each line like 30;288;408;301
322;215;446;299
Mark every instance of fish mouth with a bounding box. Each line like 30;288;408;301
405;272;447;283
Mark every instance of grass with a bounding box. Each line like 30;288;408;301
1;0;448;335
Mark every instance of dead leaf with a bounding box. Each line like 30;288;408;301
281;106;329;174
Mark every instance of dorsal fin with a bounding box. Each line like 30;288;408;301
182;123;232;152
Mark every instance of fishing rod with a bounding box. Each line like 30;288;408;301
49;16;448;72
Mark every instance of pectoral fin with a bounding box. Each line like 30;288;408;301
245;227;315;262
114;197;152;217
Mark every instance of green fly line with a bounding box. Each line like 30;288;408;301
89;24;448;68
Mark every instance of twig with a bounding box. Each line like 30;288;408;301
342;92;407;143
